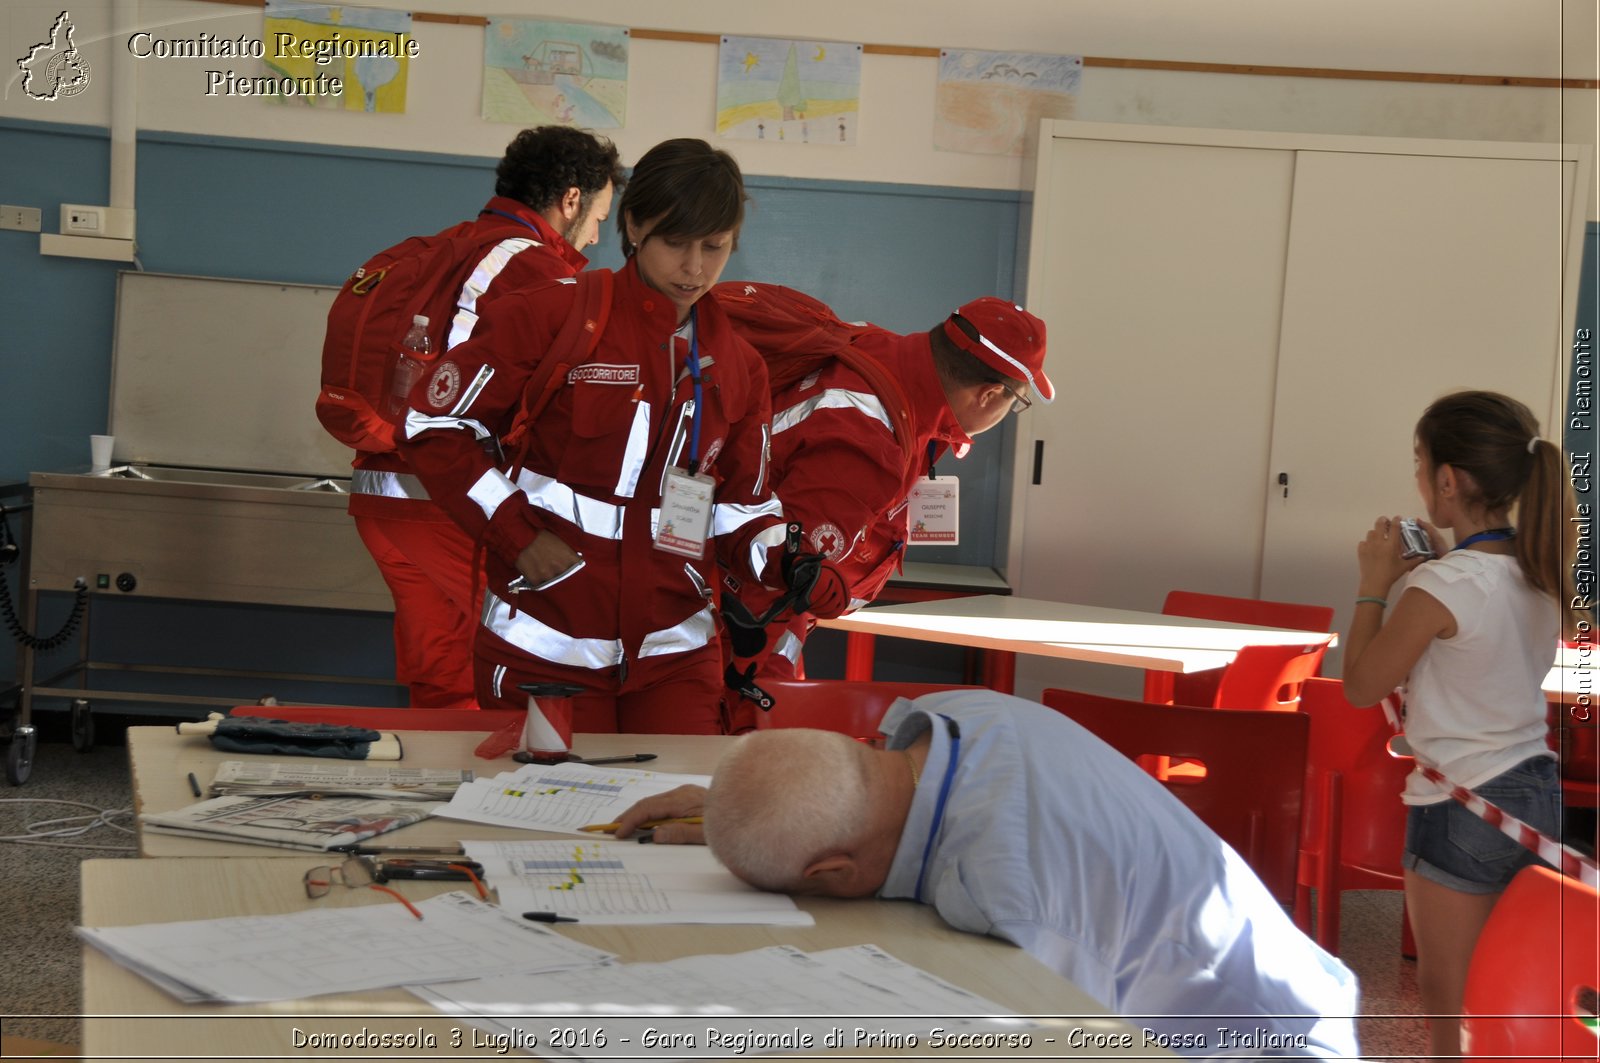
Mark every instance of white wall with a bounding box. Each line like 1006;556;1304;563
4;0;1594;208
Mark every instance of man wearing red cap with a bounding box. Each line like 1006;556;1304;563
721;294;1051;725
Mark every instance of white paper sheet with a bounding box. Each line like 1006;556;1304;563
436;763;709;835
414;944;1035;1060
463;839;813;926
77;892;614;1004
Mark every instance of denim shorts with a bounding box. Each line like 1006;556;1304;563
1402;755;1562;894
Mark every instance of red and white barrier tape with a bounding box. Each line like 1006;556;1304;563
1381;693;1598;888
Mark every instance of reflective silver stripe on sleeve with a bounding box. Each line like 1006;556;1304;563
772;629;805;666
490;664;506;701
772;389;892;436
638;605;718;658
449;237;540;350
350;469;431;500
449;364;496;418
846;597;871;613
613;400;652;499
481;592;624;670
747;523;791;581
712;496;784;537
754;422;771;495
467;467;520;522
513;469;627;539
403;408;495;443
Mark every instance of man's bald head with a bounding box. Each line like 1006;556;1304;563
704;729;898;896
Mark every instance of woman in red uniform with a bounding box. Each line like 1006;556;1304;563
400;140;843;733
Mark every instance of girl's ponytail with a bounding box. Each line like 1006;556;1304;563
1517;436;1583;637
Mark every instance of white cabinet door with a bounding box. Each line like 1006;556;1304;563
1260;149;1578;670
1013;133;1295;696
1013;122;1587;699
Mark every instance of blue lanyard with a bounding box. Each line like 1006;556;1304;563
913;713;962;904
685;307;703;468
1452;527;1515;552
482;208;543;238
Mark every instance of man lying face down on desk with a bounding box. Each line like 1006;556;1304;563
611;690;1360;1059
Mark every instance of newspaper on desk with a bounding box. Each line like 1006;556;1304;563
141;792;443;851
78;892;615;1004
207;759;472;800
464;839;813;926
414;943;1036;1060
437;761;710;835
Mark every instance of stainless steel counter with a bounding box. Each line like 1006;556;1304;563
29;465;387;611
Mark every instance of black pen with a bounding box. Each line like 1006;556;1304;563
522;912;579;923
332;844;466;856
569;753;658;766
187;772;202;798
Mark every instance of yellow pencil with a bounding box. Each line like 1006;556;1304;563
578;816;703;833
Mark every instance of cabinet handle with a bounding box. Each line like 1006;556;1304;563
1278;472;1289;498
1033;441;1045;485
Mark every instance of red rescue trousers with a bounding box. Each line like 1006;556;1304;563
355;515;481;709
473;641;725;734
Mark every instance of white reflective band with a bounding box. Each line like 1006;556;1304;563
846;597;871;613
511;469;665;540
490;664;506;701
450;364;496;418
968;327;1052;405
773;629;804;666
467;467;519;522
482;592;623;670
449;237;540;350
747;523;790;581
639;605;717;658
772;389;892;436
614;400;652;499
350;469;431;500
404;408;494;443
755;423;770;495
481;595;715;667
712;497;784;537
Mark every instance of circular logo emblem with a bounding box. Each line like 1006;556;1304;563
46;51;91;98
426;361;462;409
809;522;848;560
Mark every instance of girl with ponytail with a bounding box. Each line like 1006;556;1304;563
1342;389;1576;1057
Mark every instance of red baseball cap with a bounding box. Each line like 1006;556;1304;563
942;297;1053;403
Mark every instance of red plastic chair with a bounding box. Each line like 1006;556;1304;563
227;706;526;731
1145;590;1335;706
1040;687;1309;905
1461;865;1600;1063
1293;677;1415;953
753;680;982;742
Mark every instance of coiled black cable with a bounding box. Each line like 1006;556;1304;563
0;511;87;651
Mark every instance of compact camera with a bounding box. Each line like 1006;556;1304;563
1397;518;1435;560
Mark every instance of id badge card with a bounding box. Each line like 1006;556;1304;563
907;477;960;545
656;467;715;559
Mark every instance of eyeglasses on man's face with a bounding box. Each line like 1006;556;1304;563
999;382;1032;413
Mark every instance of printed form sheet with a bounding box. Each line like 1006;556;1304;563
77;892;613;1003
437;763;709;835
464;839;812;926
415;944;1036;1059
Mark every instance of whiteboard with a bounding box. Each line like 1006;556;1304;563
110;271;350;478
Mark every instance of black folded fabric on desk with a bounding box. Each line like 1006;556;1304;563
178;714;403;760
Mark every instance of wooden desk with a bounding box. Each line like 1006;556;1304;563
128;727;732;857
820;595;1332;693
80;858;1163;1062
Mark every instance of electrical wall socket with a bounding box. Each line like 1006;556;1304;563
0;205;42;232
60;204;135;240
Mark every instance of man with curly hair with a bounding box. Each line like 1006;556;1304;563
346;126;624;708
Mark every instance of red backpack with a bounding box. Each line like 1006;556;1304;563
711;281;914;463
317;221;545;455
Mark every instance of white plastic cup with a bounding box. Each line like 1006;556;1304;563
90;434;115;469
